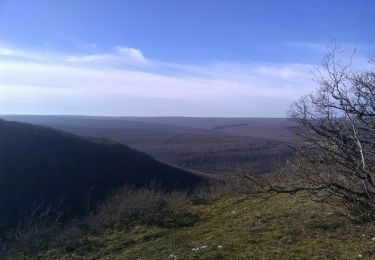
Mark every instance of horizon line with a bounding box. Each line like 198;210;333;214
0;114;289;119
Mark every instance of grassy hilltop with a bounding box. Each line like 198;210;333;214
26;192;375;260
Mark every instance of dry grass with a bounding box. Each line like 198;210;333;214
12;188;375;260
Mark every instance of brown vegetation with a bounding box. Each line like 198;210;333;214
1;177;249;259
247;47;375;223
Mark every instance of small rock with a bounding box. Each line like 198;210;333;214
192;245;208;252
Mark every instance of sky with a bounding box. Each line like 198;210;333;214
0;0;374;117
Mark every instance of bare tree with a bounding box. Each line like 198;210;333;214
248;46;375;222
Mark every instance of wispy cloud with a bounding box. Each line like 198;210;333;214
66;46;150;65
0;45;44;60
114;46;148;63
1;42;369;116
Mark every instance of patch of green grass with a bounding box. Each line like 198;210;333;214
34;193;375;259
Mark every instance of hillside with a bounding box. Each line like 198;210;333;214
0;120;205;224
1;116;293;174
27;192;375;259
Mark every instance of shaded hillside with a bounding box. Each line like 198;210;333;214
1;116;293;174
0;120;204;224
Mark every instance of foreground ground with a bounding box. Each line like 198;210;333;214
34;193;375;259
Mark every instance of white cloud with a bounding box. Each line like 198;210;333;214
0;47;14;56
66;54;114;63
0;45;44;60
66;46;149;65
4;43;370;116
256;65;311;79
114;46;148;63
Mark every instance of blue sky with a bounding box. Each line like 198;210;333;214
0;0;374;116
